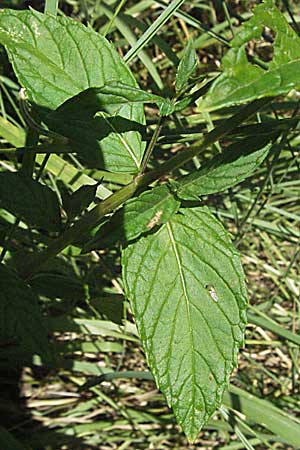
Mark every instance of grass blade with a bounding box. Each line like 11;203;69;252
225;385;300;448
44;0;59;16
124;0;185;63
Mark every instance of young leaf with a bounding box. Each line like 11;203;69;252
175;39;198;93
0;264;52;364
0;9;145;172
0;171;61;231
83;184;180;252
122;207;247;441
199;0;300;112
173;95;194;113
158;98;175;117
177;135;273;200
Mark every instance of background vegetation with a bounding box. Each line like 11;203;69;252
0;0;299;449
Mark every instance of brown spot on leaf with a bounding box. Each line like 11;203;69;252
146;210;163;229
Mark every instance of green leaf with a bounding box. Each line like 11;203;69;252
31;273;85;302
83;184;180;252
124;0;185;63
122;207;247;441
173;95;194;112
175;39;198;93
158;98;175;117
0;171;61;231
48;83;167;118
0;116;26;147
89;295;124;324
225;385;300;448
62;182;99;221
0;264;52;364
199;0;300;112
0;9;145;172
177;136;272;200
46;84;173;163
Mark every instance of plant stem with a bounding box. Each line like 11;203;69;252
124;0;186;63
20;98;270;281
44;0;59;16
20;178;143;280
142;99;271;182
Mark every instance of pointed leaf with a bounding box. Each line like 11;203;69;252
0;9;145;172
177;136;272;199
84;184;180;252
175;39;198;93
62;182;99;221
199;0;300;112
0;171;61;231
46;84;173;165
122;207;247;441
90;295;124;324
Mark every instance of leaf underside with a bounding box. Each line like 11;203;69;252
199;0;300;112
0;9;145;172
122;207;248;441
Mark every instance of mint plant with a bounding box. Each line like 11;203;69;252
0;0;299;442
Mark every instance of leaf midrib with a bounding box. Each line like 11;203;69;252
99;112;140;169
166;221;196;426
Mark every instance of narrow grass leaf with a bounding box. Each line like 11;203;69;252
124;0;186;63
248;309;300;346
44;0;58;16
0;117;26;147
225;385;300;448
35;154;112;199
100;3;164;90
